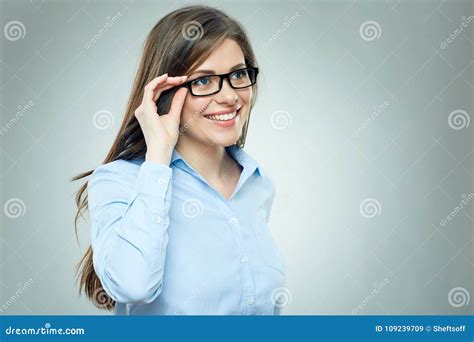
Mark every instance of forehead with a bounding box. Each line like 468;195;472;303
194;39;245;73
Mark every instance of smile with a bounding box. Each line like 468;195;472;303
203;108;241;127
205;110;238;121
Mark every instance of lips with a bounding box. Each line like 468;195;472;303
203;107;241;122
203;107;241;127
205;111;238;122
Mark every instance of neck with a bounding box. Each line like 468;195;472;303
175;136;238;181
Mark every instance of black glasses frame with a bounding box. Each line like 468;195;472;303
181;67;259;97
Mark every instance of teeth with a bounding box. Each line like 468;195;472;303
205;111;237;121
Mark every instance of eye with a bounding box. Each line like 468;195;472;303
192;76;211;86
231;70;247;79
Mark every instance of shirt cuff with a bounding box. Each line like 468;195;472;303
133;161;172;198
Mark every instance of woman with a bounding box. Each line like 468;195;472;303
73;5;285;315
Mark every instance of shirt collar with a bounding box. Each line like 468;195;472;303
226;145;261;177
170;145;261;178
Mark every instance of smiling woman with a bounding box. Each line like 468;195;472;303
71;5;285;315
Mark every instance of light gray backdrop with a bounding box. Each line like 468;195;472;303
0;0;472;315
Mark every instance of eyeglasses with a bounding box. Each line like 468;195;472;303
182;67;259;96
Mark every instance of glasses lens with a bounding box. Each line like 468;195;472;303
230;68;256;88
191;75;220;96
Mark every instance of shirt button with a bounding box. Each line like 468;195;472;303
240;256;249;263
156;216;162;224
228;217;238;225
157;177;165;185
246;297;255;305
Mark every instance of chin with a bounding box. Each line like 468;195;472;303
208;134;242;147
199;113;247;148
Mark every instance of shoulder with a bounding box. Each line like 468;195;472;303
89;158;144;187
258;167;276;201
234;146;275;191
254;165;276;218
257;166;275;189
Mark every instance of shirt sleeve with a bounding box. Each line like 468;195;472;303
88;160;172;304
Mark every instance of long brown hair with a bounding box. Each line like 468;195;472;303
72;5;259;310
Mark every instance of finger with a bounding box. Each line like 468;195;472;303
168;87;188;120
152;76;188;102
153;76;188;102
152;84;180;102
143;76;184;114
143;74;168;103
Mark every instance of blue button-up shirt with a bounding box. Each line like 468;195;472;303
88;145;285;315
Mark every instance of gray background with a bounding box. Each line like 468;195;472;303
0;0;472;315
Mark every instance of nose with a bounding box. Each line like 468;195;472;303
215;78;238;105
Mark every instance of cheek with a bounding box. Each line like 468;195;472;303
181;95;210;123
239;88;253;122
241;88;252;105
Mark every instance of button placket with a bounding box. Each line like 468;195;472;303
228;215;256;314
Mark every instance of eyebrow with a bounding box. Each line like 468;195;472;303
190;63;247;77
